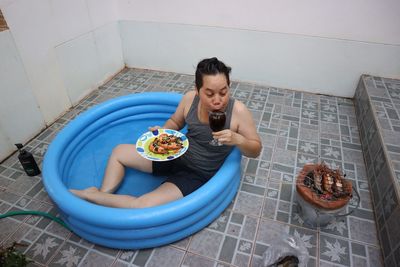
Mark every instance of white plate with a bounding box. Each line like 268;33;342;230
136;129;189;161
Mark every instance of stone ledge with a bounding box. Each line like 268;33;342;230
354;75;400;266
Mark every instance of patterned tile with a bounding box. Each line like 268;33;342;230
319;234;350;266
25;233;64;265
49;241;88;266
188;228;224;259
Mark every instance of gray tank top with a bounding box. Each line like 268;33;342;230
180;95;235;178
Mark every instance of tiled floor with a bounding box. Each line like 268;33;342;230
0;68;383;267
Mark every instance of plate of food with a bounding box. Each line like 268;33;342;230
136;129;189;161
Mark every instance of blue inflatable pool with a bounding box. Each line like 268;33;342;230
43;92;242;249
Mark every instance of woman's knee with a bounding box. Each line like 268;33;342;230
111;144;152;172
112;144;128;156
110;144;133;162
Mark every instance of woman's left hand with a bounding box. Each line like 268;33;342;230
212;129;244;146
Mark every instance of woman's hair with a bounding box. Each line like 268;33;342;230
195;57;231;91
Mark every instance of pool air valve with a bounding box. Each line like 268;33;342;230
15;143;41;176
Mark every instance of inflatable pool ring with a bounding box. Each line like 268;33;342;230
43;92;242;249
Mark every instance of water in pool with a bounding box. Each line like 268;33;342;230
66;118;167;196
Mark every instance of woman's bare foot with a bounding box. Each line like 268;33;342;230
70;187;99;200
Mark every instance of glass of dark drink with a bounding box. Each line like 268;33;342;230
209;111;226;146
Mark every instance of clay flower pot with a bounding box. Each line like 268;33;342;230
296;163;352;210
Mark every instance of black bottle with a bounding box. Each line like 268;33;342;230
15;143;41;176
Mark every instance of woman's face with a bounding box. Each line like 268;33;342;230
197;73;230;112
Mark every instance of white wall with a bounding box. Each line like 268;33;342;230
118;0;400;45
0;0;124;161
0;31;45;159
118;0;400;97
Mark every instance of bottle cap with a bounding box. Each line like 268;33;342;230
15;143;23;149
15;143;27;154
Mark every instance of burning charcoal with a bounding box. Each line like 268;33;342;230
303;172;314;187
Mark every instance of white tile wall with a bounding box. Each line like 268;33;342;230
87;0;118;29
93;22;124;85
0;31;45;160
55;21;123;105
2;0;71;123
55;32;101;105
0;128;12;160
52;0;92;44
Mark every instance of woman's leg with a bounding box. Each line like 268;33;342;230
70;144;152;204
100;144;152;193
71;182;183;208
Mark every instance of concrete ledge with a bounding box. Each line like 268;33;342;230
354;75;400;266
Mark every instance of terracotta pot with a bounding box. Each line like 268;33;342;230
296;163;352;210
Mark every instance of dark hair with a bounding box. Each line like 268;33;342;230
195;57;231;91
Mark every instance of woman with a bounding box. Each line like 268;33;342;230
71;57;262;208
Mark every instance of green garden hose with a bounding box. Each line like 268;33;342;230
0;210;70;231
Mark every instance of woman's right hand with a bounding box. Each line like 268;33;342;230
148;125;161;132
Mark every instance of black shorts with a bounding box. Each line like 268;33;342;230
152;158;212;196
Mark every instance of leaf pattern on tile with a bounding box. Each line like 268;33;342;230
272;113;281;119
54;246;81;267
322;146;341;159
300;142;316;154
209;215;227;229
303;101;317;109
342;136;350;142
239;241;252;253
293;230;313;249
388;89;400;99
33;237;59;259
322;113;337;122
293;213;304;225
349;197;359;207
303;110;317;119
322;239;347;262
120;251;135;260
235;91;249;98
323;160;341;170
244;175;254;183
325;220;347;235
267;189;278;198
252;94;266;101
260;161;270;168
283;174;293;182
18;198;28;207
248;101;264;110
27;216;40;224
279;130;287;136
298;154;315;164
34;144;48;157
322;105;337;113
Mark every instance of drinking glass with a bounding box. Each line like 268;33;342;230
209;111;226;146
